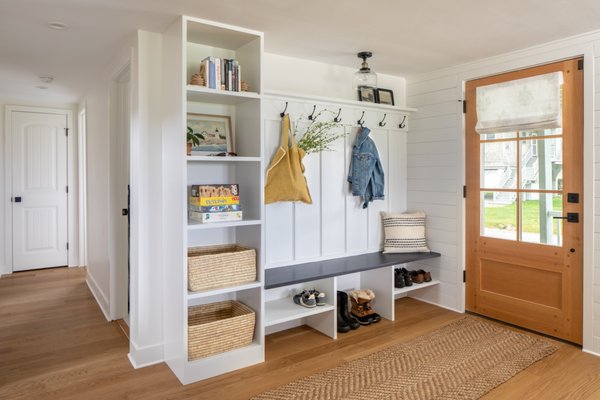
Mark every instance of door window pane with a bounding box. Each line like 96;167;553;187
520;193;563;246
481;191;517;240
481;141;517;189
520;138;562;190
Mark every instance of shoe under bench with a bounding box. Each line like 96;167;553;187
263;251;441;339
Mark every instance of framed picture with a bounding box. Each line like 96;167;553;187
187;113;233;155
376;89;395;105
358;87;377;103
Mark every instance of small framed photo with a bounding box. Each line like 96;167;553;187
376;89;395;105
187;113;233;156
358;87;377;103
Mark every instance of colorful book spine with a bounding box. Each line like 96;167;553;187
189;196;240;207
189;204;242;213
214;57;221;90
189;211;243;223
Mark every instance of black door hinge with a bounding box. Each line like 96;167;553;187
578;59;584;70
463;185;467;198
65;128;69;136
66;185;69;193
462;100;466;114
463;270;466;283
66;242;69;250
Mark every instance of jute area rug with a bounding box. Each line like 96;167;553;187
252;316;559;400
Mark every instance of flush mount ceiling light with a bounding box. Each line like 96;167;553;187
47;21;69;30
353;51;377;90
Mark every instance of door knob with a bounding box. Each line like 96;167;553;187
553;213;579;223
122;208;128;216
14;196;21;203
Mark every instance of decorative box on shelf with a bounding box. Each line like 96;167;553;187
188;184;243;223
188;244;257;292
188;300;255;360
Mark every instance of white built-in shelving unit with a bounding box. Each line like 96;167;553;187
162;15;265;385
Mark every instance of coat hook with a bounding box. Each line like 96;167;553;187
333;108;342;123
280;101;288;118
357;111;365;126
378;113;387;127
308;105;317;120
399;115;407;129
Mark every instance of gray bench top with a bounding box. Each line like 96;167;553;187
265;251;441;289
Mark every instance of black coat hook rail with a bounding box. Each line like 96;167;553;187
378;114;387;127
334;108;342;123
280;101;288;118
308;105;317;120
399;115;407;129
357;111;365;126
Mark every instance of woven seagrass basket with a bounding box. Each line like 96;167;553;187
188;244;256;291
188;300;255;360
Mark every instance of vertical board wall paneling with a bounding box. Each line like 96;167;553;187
593;40;600;352
405;75;462;311
264;97;409;269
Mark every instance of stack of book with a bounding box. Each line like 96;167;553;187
189;184;243;223
199;57;242;92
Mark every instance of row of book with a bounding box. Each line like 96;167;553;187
200;57;242;92
189;184;242;223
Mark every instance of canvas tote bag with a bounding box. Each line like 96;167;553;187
264;114;312;204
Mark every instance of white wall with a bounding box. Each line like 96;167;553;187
405;29;600;352
264;53;406;106
1;99;79;276
81;29;165;367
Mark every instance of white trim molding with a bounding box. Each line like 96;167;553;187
128;339;164;369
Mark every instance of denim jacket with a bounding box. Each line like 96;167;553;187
347;127;384;208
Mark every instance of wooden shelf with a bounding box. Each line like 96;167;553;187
187;219;262;230
187;156;261;162
394;280;440;295
187;85;260;104
187;281;262;301
265;297;335;327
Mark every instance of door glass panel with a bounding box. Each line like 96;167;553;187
520;193;563;246
520;138;562;190
481;191;517;240
481;141;517;189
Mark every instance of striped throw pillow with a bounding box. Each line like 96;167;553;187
382;211;430;253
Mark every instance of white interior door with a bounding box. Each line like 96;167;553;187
11;111;68;271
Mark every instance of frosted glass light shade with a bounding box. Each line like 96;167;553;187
353;69;377;90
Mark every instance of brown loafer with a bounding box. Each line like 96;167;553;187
411;270;424;284
422;270;432;282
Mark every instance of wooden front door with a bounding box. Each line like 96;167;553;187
465;59;583;344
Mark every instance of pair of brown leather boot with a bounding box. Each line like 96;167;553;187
348;289;381;325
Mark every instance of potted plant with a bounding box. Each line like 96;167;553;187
187;126;204;155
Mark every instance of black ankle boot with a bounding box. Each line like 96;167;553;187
337;291;360;330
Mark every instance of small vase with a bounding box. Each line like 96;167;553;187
187;143;192;156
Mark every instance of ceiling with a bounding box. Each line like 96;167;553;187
2;0;600;103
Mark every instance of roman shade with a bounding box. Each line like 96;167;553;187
475;71;563;134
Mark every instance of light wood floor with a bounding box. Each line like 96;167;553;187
2;267;600;399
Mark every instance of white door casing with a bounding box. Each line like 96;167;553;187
10;111;68;271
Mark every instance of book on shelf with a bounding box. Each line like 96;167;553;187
197;58;243;92
189;210;243;223
189;204;242;213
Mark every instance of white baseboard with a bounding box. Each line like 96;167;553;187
128;340;164;368
409;295;464;314
582;348;600;358
86;273;111;321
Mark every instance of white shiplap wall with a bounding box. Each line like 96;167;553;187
405;78;463;312
263;96;409;269
406;30;600;354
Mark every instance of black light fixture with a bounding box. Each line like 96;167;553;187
353;51;377;90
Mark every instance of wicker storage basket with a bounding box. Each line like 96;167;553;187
188;300;255;360
188;244;256;291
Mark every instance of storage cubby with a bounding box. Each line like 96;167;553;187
162;15;264;385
